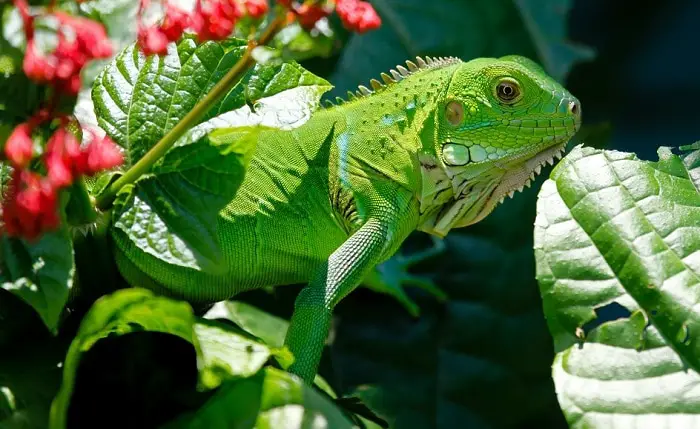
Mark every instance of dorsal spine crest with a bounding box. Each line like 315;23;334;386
323;56;462;108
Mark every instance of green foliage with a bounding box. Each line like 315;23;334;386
1;0;698;428
91;37;247;163
0;229;75;332
110;126;258;272
535;144;700;427
98;35;332;272
48;289;352;429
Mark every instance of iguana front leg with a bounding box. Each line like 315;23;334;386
284;217;402;384
362;236;447;316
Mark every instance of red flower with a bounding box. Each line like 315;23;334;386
20;9;112;95
54;12;113;60
4;123;34;168
45;127;82;188
244;0;269;18
2;170;60;240
160;3;190;40
78;134;124;176
138;25;170;56
192;0;242;41
137;2;191;56
295;3;330;30
23;40;59;83
44;127;124;188
335;0;381;33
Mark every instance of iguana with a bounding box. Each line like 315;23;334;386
113;55;581;384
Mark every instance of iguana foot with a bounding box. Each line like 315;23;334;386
362;237;447;317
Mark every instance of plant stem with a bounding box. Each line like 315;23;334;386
95;16;286;210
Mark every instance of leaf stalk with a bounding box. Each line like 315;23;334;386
95;16;286;210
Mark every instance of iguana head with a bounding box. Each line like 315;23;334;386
418;55;581;237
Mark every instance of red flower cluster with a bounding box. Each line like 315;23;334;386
293;3;331;30
2;119;123;240
244;0;269;18
2;170;60;240
280;0;380;33
137;0;270;56
335;0;381;33
191;0;244;41
138;1;191;56
16;1;113;96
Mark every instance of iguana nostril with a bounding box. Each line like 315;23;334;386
568;100;580;116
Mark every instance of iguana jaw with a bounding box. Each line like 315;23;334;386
455;140;569;227
491;141;568;204
417;140;569;237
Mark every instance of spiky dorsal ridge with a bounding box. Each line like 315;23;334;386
322;56;462;108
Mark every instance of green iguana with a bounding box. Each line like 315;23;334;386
114;55;581;384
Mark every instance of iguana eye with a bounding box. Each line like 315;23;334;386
445;101;464;125
496;79;521;103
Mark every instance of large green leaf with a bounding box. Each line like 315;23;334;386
0;229;75;333
92;37;247;163
111;127;258;272
205;300;290;349
99;37;332;272
49;289;351;429
48;289;298;429
163;368;355;429
328;0;592;99
534;144;700;427
49;288;196;429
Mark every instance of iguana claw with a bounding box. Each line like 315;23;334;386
361;237;447;317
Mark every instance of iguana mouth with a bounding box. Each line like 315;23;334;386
417;138;571;236
491;141;569;205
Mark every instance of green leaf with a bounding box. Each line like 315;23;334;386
163;368;355;429
329;0;591;98
99;37;332;273
205;300;290;349
111;127;259;272
160;371;265;429
534;144;700;427
679;141;700;191
49;289;286;429
49;288;196;429
0;229;75;333
244;60;332;104
257;368;354;429
92;37;247;163
194;318;275;391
